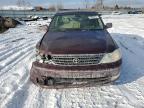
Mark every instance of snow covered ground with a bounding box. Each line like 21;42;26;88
0;5;33;10
0;14;144;108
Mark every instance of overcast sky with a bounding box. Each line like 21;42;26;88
0;0;144;8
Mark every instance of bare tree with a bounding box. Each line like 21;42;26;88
48;5;56;11
16;0;31;7
16;0;24;7
16;0;20;7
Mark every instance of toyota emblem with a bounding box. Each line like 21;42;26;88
73;58;80;64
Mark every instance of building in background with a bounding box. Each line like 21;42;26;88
34;6;45;11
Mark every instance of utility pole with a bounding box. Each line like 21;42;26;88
128;0;133;9
56;0;63;11
114;0;117;5
83;0;89;9
96;0;104;10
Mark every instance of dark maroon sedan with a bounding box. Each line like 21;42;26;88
30;11;122;88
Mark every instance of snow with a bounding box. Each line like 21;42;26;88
26;20;50;26
0;5;33;10
0;14;144;108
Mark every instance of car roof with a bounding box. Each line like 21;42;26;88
55;11;100;16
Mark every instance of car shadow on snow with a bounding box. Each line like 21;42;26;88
111;33;144;85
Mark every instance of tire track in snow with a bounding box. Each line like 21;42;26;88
0;36;17;45
0;78;30;108
0;48;34;80
0;31;27;45
22;88;57;108
0;36;39;72
0;25;44;108
0;43;34;67
38;89;57;108
112;33;144;107
0;37;38;58
0;41;36;62
0;52;34;86
118;85;144;108
21;85;41;108
1;77;39;108
22;87;42;108
0;51;34;81
0;54;34;108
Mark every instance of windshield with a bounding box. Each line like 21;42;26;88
49;14;104;32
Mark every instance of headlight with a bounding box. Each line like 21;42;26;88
36;54;44;63
100;48;121;64
35;50;53;64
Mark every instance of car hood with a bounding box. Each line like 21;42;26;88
39;30;117;54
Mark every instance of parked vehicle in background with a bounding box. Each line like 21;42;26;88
47;18;52;23
135;10;143;14
30;11;122;88
42;16;48;20
112;11;122;15
128;10;143;14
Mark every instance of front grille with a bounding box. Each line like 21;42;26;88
50;54;104;66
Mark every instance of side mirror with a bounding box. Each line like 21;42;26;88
105;23;112;29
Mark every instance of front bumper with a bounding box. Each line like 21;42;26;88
30;60;121;88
